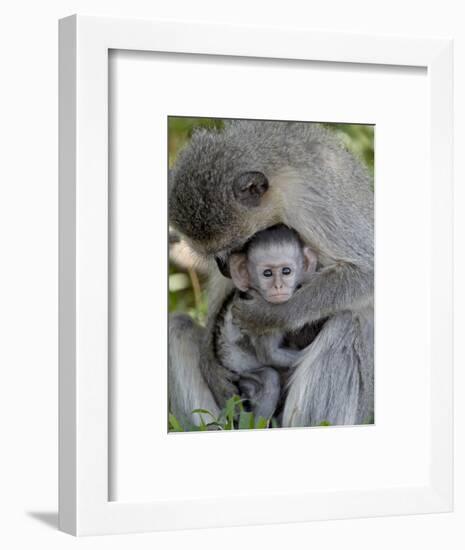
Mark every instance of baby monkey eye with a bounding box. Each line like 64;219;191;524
262;269;273;278
282;267;292;276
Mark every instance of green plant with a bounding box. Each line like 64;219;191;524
168;395;276;432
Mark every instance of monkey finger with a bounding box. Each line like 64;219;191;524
221;366;240;382
220;380;240;401
212;365;240;397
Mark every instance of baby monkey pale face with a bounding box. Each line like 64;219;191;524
229;228;317;304
249;245;303;303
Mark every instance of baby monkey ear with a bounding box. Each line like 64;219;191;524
233;171;269;207
302;246;318;274
229;253;250;292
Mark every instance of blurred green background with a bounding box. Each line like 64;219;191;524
168;117;374;324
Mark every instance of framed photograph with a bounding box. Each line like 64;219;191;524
59;15;453;536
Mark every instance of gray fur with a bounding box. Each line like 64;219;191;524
244;223;305;255
238;368;281;420
214;294;302;419
169;120;374;427
212;225;312;420
283;309;374;426
168;314;220;427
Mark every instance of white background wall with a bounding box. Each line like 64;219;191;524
0;1;463;548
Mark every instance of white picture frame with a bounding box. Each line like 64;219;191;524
59;14;453;536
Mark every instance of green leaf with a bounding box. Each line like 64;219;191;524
224;395;243;427
239;411;254;430
319;420;332;426
255;416;269;429
224;418;234;430
224;400;235;425
168;413;184;432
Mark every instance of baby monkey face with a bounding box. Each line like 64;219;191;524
248;245;301;304
228;228;317;304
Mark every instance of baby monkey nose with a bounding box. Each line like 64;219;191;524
274;278;283;289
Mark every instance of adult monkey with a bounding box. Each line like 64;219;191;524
168;120;374;427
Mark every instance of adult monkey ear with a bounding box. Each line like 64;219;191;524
229;253;250;291
302;246;318;275
233;171;269;207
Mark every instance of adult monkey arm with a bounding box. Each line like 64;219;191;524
233;261;373;332
233;158;374;331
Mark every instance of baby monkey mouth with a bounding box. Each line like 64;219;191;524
267;293;292;303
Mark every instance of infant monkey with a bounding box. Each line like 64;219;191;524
214;224;318;420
